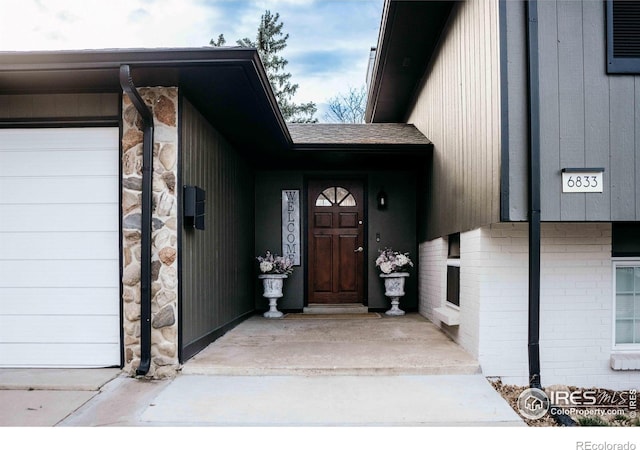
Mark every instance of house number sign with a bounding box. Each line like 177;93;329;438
282;190;300;265
561;168;604;193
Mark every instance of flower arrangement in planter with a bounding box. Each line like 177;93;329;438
256;250;294;275
256;251;294;318
375;248;413;274
375;248;413;316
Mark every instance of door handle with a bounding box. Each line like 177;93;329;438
354;246;364;253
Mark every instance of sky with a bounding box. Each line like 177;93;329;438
0;0;383;120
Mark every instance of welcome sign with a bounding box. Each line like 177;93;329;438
282;190;300;265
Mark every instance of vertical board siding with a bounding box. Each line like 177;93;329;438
503;0;529;221
180;98;254;355
583;0;612;221
609;77;637;220
408;0;501;240
538;0;562;220
534;0;640;221
557;0;586;220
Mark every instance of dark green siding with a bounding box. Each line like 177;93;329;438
180;97;254;360
254;170;418;311
367;171;418;310
254;172;305;310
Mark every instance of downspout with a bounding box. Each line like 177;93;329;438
525;1;575;426
525;0;542;391
119;65;154;376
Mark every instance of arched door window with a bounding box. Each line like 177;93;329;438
314;186;357;207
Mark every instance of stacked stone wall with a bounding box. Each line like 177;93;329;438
121;87;179;378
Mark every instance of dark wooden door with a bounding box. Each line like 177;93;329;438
307;179;364;304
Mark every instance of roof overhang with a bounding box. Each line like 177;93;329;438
365;0;455;123
285;123;432;170
0;48;292;156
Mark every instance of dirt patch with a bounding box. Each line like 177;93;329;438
488;378;639;427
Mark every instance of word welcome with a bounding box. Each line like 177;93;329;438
282;190;300;265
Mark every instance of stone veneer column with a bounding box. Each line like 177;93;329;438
121;87;179;378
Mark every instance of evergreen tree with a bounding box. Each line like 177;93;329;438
211;10;317;123
210;34;226;47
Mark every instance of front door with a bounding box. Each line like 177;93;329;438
307;179;365;304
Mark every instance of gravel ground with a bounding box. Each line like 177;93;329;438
488;378;639;427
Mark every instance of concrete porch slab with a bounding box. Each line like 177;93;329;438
182;313;481;376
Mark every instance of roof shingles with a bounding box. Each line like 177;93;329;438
287;123;432;146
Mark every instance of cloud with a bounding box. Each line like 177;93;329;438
56;10;78;22
127;8;152;23
0;0;383;108
0;0;221;49
292;49;368;77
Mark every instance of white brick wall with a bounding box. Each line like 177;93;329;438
476;224;529;383
537;223;631;389
418;238;446;320
419;222;639;390
457;229;482;358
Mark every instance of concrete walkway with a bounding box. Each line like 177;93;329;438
0;313;524;427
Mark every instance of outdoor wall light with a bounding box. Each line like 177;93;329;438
377;189;388;210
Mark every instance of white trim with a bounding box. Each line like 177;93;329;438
612;258;640;351
445;258;460;308
433;305;460;326
446;258;461;267
610;353;640;370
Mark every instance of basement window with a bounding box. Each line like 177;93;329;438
613;262;640;348
434;233;461;326
446;233;460;308
606;0;640;74
611;224;640;365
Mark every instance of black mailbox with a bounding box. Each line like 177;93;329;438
184;185;205;230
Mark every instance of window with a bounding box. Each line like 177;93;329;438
446;265;460;307
315;186;356;207
448;233;460;259
433;233;462;326
612;223;640;348
446;233;461;308
606;0;640;74
614;262;640;347
613;223;640;257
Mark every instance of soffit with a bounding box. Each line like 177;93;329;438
366;0;454;123
0;48;291;155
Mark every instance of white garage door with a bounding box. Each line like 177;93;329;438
0;128;121;367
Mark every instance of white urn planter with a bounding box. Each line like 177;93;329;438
259;274;288;318
380;272;409;316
